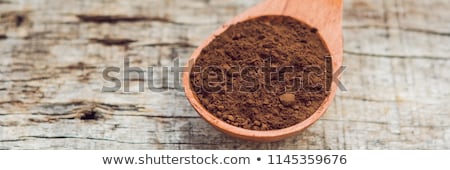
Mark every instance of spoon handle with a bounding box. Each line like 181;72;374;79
244;0;343;63
218;0;343;68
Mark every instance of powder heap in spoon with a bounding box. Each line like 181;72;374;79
190;16;332;130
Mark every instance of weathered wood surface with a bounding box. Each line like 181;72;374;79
0;0;449;149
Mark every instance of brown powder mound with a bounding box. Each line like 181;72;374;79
190;16;332;130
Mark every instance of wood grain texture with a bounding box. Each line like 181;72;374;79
0;0;449;149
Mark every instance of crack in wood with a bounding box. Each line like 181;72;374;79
9;101;160;122
76;14;149;23
89;38;137;46
344;50;449;60
55;62;97;70
27;103;114;121
15;136;227;145
337;95;400;103
32;101;144;112
76;14;185;25
134;42;196;48
18;136;148;144
343;25;450;37
113;115;200;119
0;139;27;142
26;113;199;122
0;100;24;105
321;118;390;125
402;27;450;37
0;76;53;83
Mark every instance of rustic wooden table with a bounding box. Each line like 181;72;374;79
0;0;449;149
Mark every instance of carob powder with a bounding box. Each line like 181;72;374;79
190;16;332;130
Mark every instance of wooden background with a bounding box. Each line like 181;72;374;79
0;0;449;149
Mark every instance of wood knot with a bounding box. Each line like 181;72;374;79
72;104;112;120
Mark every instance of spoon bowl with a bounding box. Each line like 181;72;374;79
183;0;343;142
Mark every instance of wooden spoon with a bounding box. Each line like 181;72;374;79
183;0;343;142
